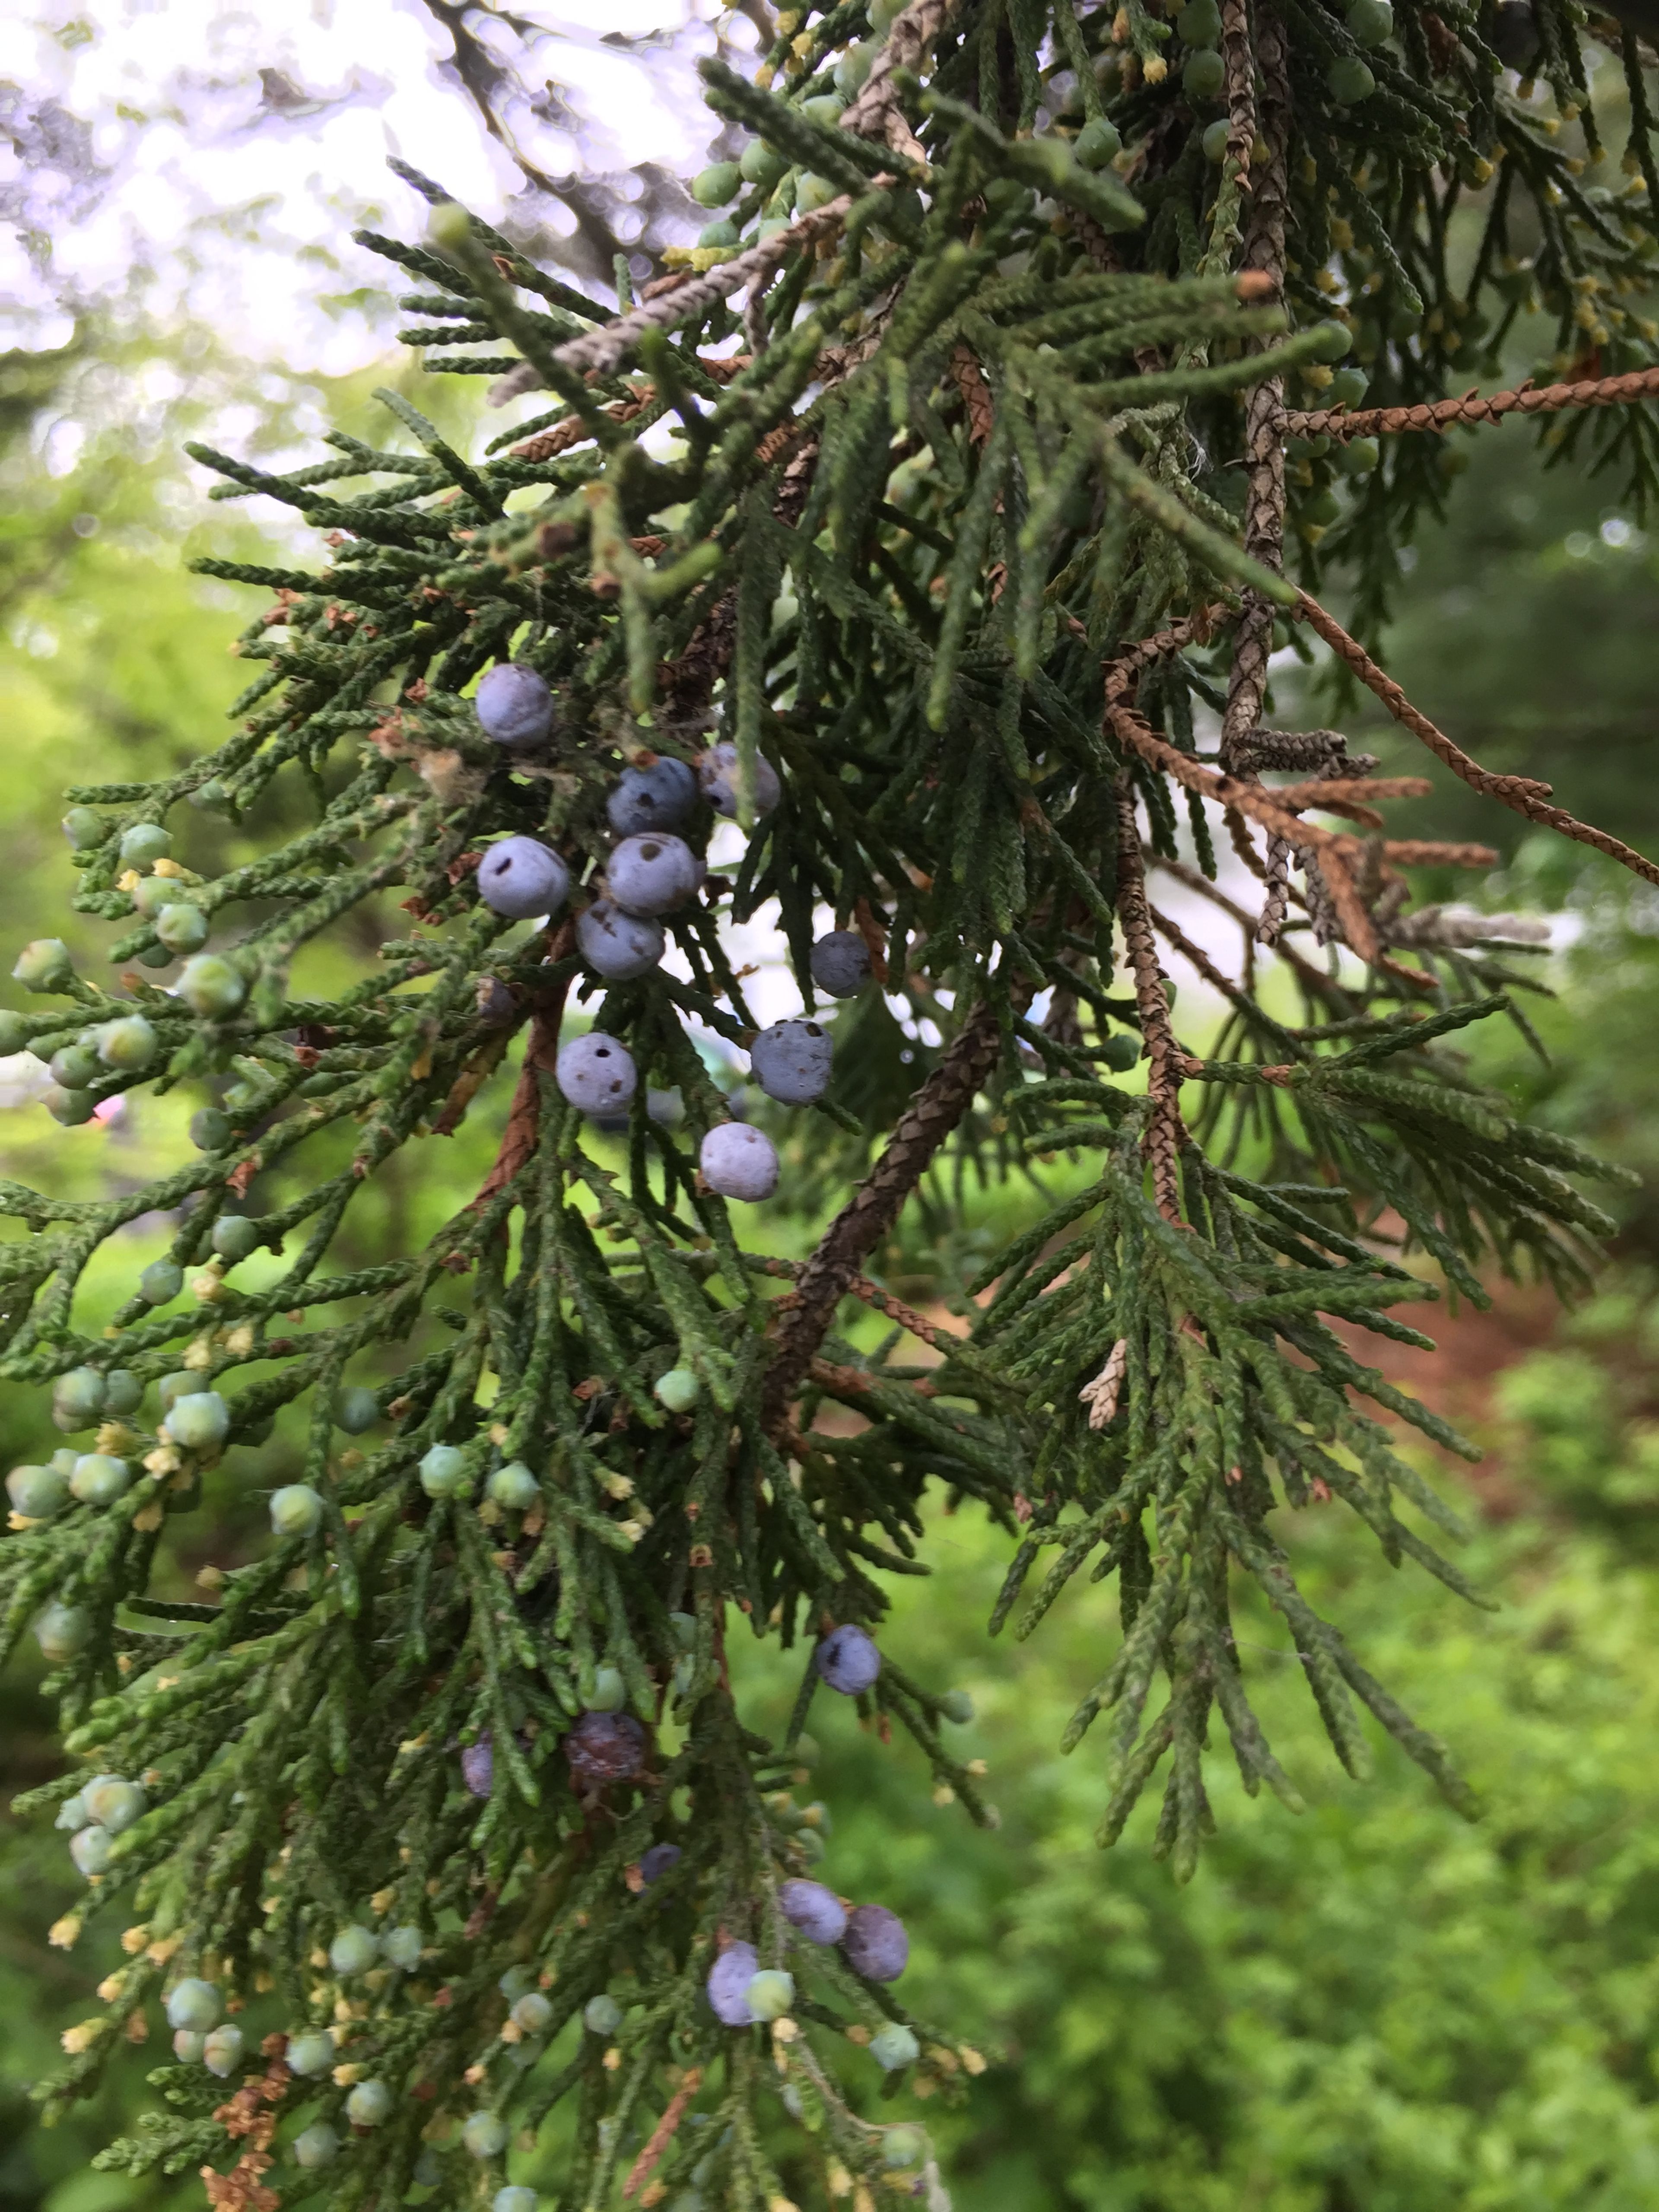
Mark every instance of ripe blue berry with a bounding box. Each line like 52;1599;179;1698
346;2079;394;2126
807;930;871;998
420;1444;469;1499
815;1623;881;1695
512;1990;554;2033
203;2024;245;2077
382;1926;424;1970
334;1386;380;1433
744;1968;794;2021
585;1664;626;1713
70;1824;114;1875
13;939;73;991
463;2112;510;2159
488;1461;539;1510
166;1979;222;2032
178;956;246;1020
119;823;172;869
478;836;570;920
462;1738;494;1797
211;1215;261;1263
62;806;105;849
35;1602;91;1661
841;1903;909;1983
565;1710;647;1786
84;1776;146;1833
330;1925;379;1976
750;1019;833;1106
699;741;780;821
779;1878;846;1945
699;1123;778;1202
706;1942;759;2025
8;1465;68;1518
654;1367;699;1413
556;1033;637;1116
270;1485;324;1538
639;1842;682;1886
869;2023;920;2071
607;757;699;837
608;833;701;917
293;2123;340;2169
576;898;664;980
476;662;556;748
285;2030;334;2076
70;1454;132;1506
164;1392;230;1454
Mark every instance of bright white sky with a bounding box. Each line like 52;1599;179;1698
0;0;742;371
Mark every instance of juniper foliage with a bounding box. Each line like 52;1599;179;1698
5;0;1659;2202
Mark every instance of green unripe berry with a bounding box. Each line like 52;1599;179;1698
420;1444;469;1499
172;2028;206;2063
801;94;842;124
334;1386;380;1434
190;1107;232;1151
346;2079;394;2126
463;2113;510;2159
938;1688;975;1724
1074;116;1122;169
191;778;233;814
285;2030;334;2076
84;1775;146;1832
655;1367;699;1413
163;1391;230;1453
744;1968;795;2021
51;1448;79;1476
140;1259;184;1305
50;1043;99;1089
1327;55;1376;102
583;1993;623;2036
691;162;741;207
330;1924;380;1976
14;939;73;991
739;139;786;188
511;1991;553;2033
1307;319;1354;362
156;903;210;954
270;1485;324;1538
103;1370;140;1415
795;172;839;212
1182;48;1226;100
132;876;177;918
756;216;791;242
382;1925;424;1970
833;40;875;95
883;2126;926;2168
1303;488;1342;527
136;944;172;971
119;823;171;869
7;1464;69;1519
495;2191;538;2212
36;1601;89;1661
293;2123;340;2169
869;2022;920;2070
158;1372;194;1411
166;1978;222;2032
871;0;907;25
70;1454;133;1506
62;806;105;850
202;2024;245;2077
1337;435;1381;475
53;1367;107;1429
1176;0;1223;44
586;1664;627;1712
70;1824;115;1875
698;219;740;249
1202;117;1231;162
488;1460;539;1510
178;956;246;1020
46;1086;95;1125
97;1015;158;1071
211;1214;261;1264
1439;445;1470;479
1346;0;1394;46
1327;366;1369;408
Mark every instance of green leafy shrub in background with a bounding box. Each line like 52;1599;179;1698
5;0;1659;2205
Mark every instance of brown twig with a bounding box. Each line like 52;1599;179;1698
947;344;995;448
470;921;576;1208
1294;589;1659;888
1116;784;1187;1222
762;992;1020;1431
838;0;955;162
622;2067;703;2200
1284;361;1659;444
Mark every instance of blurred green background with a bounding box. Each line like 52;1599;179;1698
6;295;1659;2212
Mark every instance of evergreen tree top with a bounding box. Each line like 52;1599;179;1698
5;0;1659;2201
